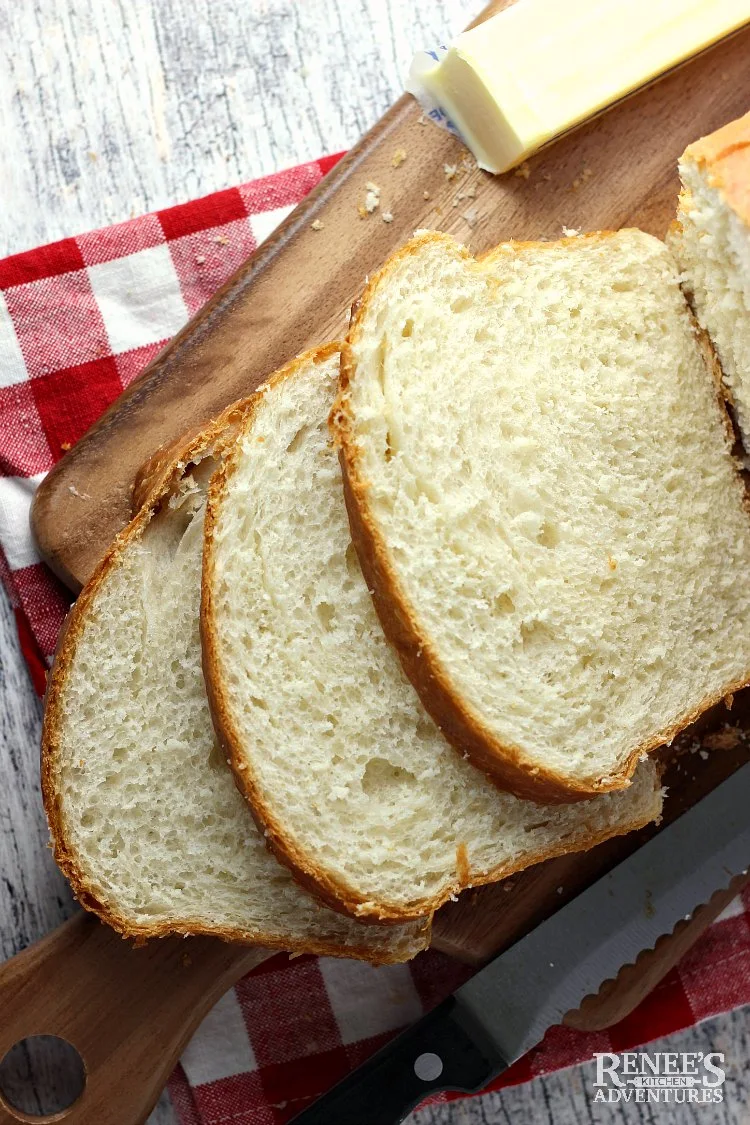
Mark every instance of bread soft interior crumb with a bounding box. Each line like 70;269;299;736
51;453;426;958
341;230;750;790
206;351;661;917
670;159;750;445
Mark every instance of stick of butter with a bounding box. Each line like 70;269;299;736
407;0;750;173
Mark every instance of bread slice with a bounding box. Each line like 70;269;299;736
41;392;428;962
669;110;750;449
201;344;662;923
334;229;750;803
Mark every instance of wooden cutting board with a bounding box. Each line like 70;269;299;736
30;1;750;590
14;3;750;1121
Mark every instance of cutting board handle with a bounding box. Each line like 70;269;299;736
0;912;268;1125
0;879;745;1122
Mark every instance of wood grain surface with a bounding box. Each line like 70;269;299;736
0;0;475;258
23;0;750;1082
2;3;749;1125
25;0;750;1001
0;914;269;1125
31;9;750;590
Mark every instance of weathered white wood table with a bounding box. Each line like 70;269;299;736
0;2;746;1123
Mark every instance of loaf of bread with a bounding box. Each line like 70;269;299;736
41;402;429;962
669;109;750;449
201;345;662;922
333;229;750;802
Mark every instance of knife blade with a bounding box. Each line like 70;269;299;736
289;760;750;1125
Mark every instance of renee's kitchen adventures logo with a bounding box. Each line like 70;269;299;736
592;1052;726;1104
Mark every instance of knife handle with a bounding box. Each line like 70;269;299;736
288;997;507;1125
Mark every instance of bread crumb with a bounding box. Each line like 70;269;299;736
514;161;531;179
542;171;552;181
725;693;734;711
444;163;458;179
608;556;617;571
423;190;430;200
195;254;205;264
357;203;369;219
418;113;428;126
392;148;407;168
60;441;71;451
382;211;394;223
364;182;381;214
462;207;482;228
455;186;477;202
562;226;581;237
311;219;324;231
571;166;594;191
68;484;90;499
213;235;229;245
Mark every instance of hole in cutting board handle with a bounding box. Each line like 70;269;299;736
0;1036;86;1122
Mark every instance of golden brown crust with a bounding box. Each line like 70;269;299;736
333;229;749;804
131;433;202;516
201;335;662;922
42;377;429;961
682;109;750;227
455;844;469;887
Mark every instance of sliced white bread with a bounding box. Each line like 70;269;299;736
669;109;750;449
41;391;428;962
201;344;662;923
333;229;750;803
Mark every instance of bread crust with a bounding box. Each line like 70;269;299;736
681;109;750;227
42;383;428;962
333;229;749;804
201;342;662;922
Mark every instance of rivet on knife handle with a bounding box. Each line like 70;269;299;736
289;996;508;1125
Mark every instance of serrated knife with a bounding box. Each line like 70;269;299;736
290;761;750;1125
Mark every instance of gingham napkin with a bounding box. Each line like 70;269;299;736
1;155;749;1125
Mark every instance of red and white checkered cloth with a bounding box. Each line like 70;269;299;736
1;154;750;1125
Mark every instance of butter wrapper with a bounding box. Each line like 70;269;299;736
405;48;463;141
